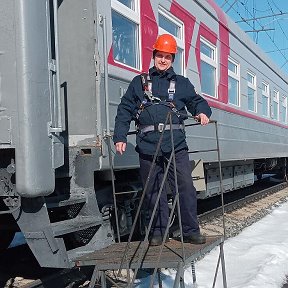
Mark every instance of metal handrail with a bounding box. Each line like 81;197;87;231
106;136;121;242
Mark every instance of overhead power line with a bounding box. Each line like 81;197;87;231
227;1;288;72
236;12;288;23
220;0;229;8
226;0;238;13
245;28;275;33
266;47;288;53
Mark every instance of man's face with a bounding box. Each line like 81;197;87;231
154;51;173;72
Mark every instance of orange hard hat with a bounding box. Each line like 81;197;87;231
153;34;177;54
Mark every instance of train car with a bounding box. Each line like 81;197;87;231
0;0;287;268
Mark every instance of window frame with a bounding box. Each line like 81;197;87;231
200;37;218;98
272;89;279;121
247;71;257;113
228;57;240;107
158;6;185;76
111;0;140;21
111;0;141;70
281;95;287;123
261;81;269;117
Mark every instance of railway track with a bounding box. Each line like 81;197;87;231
200;180;288;238
2;179;288;288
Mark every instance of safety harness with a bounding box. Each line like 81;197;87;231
136;73;184;133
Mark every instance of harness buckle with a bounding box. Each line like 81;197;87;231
158;123;165;133
144;91;154;101
152;96;161;102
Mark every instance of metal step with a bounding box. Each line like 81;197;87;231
46;194;87;208
74;236;224;269
51;215;103;236
67;223;115;262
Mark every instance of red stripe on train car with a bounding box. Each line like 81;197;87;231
140;0;158;73
170;0;196;68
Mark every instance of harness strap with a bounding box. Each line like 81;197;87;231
147;75;152;93
136;73;179;120
168;79;176;101
140;73;176;102
138;123;185;134
140;73;150;91
136;102;153;120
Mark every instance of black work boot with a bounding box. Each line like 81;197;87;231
183;233;206;244
149;235;169;246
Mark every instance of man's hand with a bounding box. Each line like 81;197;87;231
115;142;126;155
195;113;210;125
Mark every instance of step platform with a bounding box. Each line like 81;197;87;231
74;235;223;270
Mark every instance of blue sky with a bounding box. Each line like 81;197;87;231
214;0;288;75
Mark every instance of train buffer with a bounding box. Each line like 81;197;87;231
74;235;226;287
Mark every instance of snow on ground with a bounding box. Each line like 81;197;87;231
9;232;26;248
136;201;288;288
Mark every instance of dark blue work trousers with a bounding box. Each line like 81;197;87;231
139;149;200;237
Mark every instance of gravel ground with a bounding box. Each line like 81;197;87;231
200;186;288;238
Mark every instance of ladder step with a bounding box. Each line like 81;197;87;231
46;195;87;208
115;190;138;195
51;216;103;236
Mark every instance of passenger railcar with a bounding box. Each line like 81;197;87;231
0;0;287;268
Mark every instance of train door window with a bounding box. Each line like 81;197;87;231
272;89;279;120
228;57;240;106
247;71;256;112
281;96;287;123
158;7;185;75
111;0;141;69
261;82;269;117
200;38;217;98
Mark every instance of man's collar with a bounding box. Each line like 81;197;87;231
149;66;176;79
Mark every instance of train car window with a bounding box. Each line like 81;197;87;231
261;82;270;117
200;38;217;98
117;0;134;10
158;7;185;76
272;89;279;120
159;13;180;37
281;96;287;123
111;0;140;69
247;71;256;112
228;58;240;106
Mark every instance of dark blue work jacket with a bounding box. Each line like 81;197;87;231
113;66;212;155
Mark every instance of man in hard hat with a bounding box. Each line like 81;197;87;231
113;34;211;246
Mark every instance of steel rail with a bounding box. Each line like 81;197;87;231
199;181;288;221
